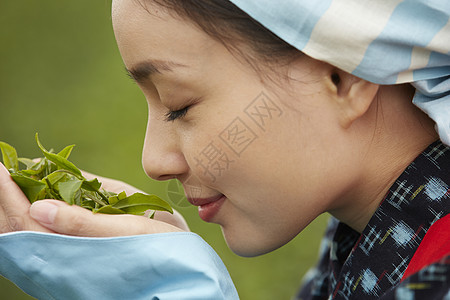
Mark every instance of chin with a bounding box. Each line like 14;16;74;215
221;227;284;257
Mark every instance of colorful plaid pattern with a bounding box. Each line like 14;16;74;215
297;140;450;299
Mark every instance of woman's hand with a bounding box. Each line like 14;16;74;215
29;199;185;237
81;170;190;232
0;163;189;237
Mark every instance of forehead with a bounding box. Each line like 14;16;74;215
111;0;215;70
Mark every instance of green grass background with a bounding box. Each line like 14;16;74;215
0;1;328;299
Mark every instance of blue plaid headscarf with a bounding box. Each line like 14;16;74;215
229;0;450;146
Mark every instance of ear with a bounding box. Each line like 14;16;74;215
326;68;379;129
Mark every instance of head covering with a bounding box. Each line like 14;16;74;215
229;0;450;146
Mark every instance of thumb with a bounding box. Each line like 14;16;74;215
29;200;183;237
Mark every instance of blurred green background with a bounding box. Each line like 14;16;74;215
0;1;328;299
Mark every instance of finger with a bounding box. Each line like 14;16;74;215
0;163;31;210
153;210;190;231
65;170;187;230
30;200;183;237
0;163;53;232
0;202;11;232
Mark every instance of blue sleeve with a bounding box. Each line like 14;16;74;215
0;231;239;300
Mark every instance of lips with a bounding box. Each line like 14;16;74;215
188;194;226;222
187;194;224;206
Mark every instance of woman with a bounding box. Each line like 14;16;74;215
0;0;449;299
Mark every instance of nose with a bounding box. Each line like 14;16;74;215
142;113;189;181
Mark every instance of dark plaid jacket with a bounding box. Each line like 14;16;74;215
297;141;450;300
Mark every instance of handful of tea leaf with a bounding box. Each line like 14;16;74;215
0;134;173;217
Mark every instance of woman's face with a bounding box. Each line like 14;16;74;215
112;0;361;256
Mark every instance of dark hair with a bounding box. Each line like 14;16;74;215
145;0;301;71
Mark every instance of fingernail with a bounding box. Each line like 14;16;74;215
30;201;59;225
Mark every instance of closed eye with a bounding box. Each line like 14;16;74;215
164;97;200;122
164;106;190;122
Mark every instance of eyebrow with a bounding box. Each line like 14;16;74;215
125;60;187;83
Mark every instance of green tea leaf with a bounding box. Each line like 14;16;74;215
82;178;101;191
112;193;173;215
36;188;47;201
118;191;127;200
35;133;83;178
58;178;83;205
93;205;126;214
44;171;67;186
11;174;46;203
73;188;83;206
18;158;36;169
4;134;174;216
43;177;62;200
0;141;19;171
108;195;119;205
19;169;41;177
30;158;48;173
81;188;108;206
57;145;75;159
81;199;96;210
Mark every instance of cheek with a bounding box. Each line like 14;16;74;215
181;99;250;185
218;117;335;237
183;127;235;187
